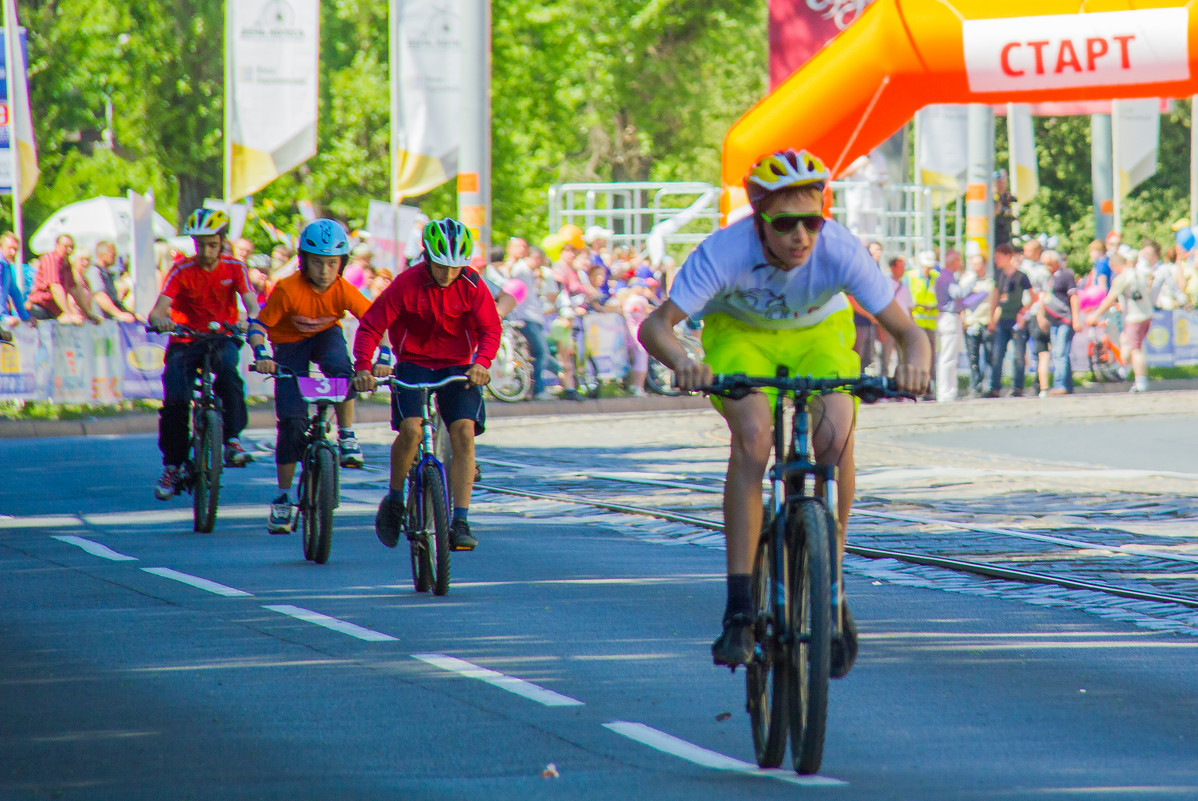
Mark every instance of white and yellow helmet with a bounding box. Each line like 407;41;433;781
183;208;230;237
745;149;830;207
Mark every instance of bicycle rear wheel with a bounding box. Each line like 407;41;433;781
304;447;336;565
576;354;602;399
788;499;832;775
193;409;223;533
746;513;790;768
486;332;533;402
422;463;451;596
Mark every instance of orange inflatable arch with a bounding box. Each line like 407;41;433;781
723;0;1198;220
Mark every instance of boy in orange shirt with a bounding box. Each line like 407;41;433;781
248;219;390;534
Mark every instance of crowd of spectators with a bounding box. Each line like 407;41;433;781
854;222;1198;401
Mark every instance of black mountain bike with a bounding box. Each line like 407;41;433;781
699;369;909;775
157;322;243;533
378;374;466;596
262;368;349;564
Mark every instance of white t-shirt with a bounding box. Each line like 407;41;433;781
1111;267;1155;323
668;217;894;330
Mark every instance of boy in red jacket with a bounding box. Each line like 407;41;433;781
352;218;501;551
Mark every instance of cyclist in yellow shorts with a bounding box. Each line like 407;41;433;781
639;148;930;674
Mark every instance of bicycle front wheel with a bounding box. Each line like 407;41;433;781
193;409;223;533
788;498;832;775
746;514;790;768
304;447;336;565
422;463;451;596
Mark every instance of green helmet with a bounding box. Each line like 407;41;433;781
422;218;473;268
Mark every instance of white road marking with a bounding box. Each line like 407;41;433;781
140;567;253;597
52;535;137;561
262;604;397;642
412;653;584;707
603;721;846;787
0;515;83;529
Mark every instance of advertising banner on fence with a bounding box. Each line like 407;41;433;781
121;324;166;399
584;313;630;380
1172;308;1198;364
0;322;47;398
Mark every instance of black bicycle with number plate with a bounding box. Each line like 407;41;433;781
699;369;909;775
378;374;465;596
157;322;243;533
262;368;348;564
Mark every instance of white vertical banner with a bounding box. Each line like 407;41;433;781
128;190;158;317
1114;98;1160;199
1007;103;1040;204
367;200;421;275
391;0;462;201
0;16;35;201
227;0;319;201
917;105;968;206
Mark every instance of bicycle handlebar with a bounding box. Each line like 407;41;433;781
377;374;470;391
695;373;914;403
146;321;242;339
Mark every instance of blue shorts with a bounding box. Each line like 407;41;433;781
391;362;486;436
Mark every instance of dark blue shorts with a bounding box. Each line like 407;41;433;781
391;362;485;436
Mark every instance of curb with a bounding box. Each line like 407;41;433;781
0;393;714;439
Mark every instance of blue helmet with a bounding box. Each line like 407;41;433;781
298;219;350;257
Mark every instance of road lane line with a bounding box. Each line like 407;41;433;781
603;721;846;787
52;535;137;561
141;567;252;597
262;604;397;642
412;653;584;707
0;514;83;529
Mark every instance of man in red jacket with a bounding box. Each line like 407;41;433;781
353;218;501;551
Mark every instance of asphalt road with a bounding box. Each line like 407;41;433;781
2;402;1197;800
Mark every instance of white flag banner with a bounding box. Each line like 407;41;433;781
917;105;968;204
0;12;36;200
1113;98;1160;198
128;190;158;318
392;0;462;201
367;200;422;275
227;0;319;200
1007;104;1040;204
202;198;249;242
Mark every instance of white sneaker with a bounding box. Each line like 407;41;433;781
531;390;556;401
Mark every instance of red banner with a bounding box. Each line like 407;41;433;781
770;0;874;89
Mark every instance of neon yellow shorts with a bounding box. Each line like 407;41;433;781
700;309;859;411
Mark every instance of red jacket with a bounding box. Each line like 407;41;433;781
353;260;501;371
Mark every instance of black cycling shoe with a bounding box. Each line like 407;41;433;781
449;518;477;551
830;604;858;679
375;495;403;548
711;613;755;668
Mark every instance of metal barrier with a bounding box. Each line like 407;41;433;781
549;179;963;261
547;181;720;252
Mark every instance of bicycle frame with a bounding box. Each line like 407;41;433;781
381;374;466;529
769;376;843;643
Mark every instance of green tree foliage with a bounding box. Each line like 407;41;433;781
10;0;1195;267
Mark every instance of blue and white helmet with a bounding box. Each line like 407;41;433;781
298;219;351;257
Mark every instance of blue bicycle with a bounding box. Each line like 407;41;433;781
378;374;467;596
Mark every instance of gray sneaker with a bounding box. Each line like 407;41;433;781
375;494;403;548
267;492;292;534
830;604;858;679
449;518;477;551
711;614;754;668
338;436;364;468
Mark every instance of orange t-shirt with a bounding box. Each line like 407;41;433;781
258;272;372;345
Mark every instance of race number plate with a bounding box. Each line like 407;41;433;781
296;376;350;403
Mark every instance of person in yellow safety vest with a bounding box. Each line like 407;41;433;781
907;250;939;399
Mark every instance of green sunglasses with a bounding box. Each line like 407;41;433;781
758;211;826;236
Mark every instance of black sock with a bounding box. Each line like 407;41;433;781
724;574;753;622
453;506;468;524
387;488;405;507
